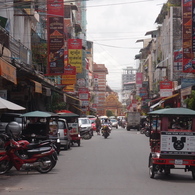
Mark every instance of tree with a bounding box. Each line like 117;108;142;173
184;90;195;110
106;110;113;117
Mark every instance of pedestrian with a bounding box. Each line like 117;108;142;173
95;116;101;135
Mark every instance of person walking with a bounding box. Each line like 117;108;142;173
95;116;101;135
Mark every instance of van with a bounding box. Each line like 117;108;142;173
58;118;71;150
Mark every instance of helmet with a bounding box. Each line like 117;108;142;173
5;121;21;139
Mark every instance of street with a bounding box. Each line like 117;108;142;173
0;127;195;195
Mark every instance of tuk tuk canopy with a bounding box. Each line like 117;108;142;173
148;108;195;116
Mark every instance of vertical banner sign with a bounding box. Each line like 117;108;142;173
182;0;194;73
136;72;142;96
160;81;173;97
47;0;64;75
136;72;143;86
174;50;183;71
68;39;82;73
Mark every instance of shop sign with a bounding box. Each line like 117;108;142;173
68;39;82;73
0;58;17;84
160;80;173;97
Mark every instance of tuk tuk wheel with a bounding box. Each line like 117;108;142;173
78;140;80;147
164;167;170;175
149;155;155;178
149;164;156;178
192;169;195;180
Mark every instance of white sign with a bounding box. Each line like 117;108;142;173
160;132;195;155
82;100;89;106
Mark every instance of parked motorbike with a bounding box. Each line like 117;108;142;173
140;121;150;137
0;122;57;175
80;130;92;140
101;123;111;139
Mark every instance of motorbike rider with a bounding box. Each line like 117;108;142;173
101;118;111;134
95;116;101;135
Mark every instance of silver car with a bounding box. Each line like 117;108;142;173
110;119;118;129
58;118;71;150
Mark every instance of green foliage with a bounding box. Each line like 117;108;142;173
184;90;195;110
46;92;66;112
106;110;113;117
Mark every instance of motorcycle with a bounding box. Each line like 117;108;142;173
80;130;92;140
101;123;111;139
140;121;150;137
0;121;57;175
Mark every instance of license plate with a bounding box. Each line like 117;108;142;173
175;159;183;165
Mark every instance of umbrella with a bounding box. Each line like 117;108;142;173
21;111;58;118
0;97;26;110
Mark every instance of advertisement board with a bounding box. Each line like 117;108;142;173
161;131;195;155
47;0;64;75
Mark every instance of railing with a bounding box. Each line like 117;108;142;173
0;26;32;67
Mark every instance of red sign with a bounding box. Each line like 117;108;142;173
64;65;76;75
47;0;64;75
160;81;173;89
68;39;82;49
47;0;64;16
136;73;143;85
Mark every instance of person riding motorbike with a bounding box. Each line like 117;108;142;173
101;118;111;135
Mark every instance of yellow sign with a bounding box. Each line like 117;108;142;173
0;58;17;84
63;85;75;92
68;49;82;73
61;75;76;85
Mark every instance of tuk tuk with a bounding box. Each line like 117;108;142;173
148;108;195;179
57;110;81;146
21;111;61;154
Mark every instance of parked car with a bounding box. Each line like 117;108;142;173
110;119;118;129
0;113;23;134
58;118;71;150
78;118;93;136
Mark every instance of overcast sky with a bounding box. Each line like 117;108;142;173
86;0;167;92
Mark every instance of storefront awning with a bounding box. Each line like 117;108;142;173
72;105;83;112
150;100;163;110
65;93;81;102
162;93;179;101
30;80;42;93
0;58;17;84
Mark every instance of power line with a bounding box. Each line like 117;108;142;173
86;0;154;8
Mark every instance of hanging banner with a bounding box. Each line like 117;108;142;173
47;0;64;75
68;39;82;73
182;0;195;72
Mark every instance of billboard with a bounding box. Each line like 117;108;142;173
47;0;64;75
182;0;195;73
68;39;82;73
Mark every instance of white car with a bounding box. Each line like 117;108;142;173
110;119;118;129
78;118;93;135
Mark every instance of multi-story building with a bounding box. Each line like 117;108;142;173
0;0;87;114
93;63;108;116
121;67;136;106
136;0;194;111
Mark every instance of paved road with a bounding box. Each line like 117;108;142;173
0;128;195;195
